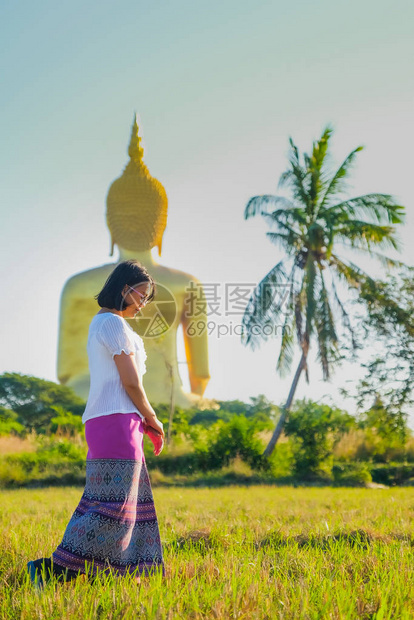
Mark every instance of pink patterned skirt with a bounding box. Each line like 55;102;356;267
51;412;165;578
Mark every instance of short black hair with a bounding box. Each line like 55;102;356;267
94;260;156;310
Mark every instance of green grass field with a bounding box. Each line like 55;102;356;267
1;484;414;619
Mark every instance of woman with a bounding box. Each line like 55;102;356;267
27;260;166;589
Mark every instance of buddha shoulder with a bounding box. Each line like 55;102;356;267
159;267;204;290
61;264;118;297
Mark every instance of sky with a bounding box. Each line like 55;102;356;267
1;0;413;424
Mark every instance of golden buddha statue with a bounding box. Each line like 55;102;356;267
57;114;212;410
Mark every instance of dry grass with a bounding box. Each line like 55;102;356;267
0;433;37;455
332;428;367;460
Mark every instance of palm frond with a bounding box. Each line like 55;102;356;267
262;205;308;227
244;195;296;220
318;145;363;210
330;275;359;352
241;259;294;349
313;273;339;380
335;220;402;252
276;284;296;377
277;137;311;209
334;244;407;271
263;217;304;243
328;254;375;290
321;193;405;225
266;232;301;255
308;125;333;210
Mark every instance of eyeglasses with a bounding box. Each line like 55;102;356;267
128;286;150;306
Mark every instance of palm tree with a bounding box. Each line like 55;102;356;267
242;124;406;457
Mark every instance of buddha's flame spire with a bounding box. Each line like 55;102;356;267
128;112;144;164
107;113;168;257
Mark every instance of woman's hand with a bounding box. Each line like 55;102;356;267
143;417;165;456
144;416;164;437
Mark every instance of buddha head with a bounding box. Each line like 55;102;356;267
106;113;168;257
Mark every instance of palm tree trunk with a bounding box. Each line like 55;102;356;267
263;351;307;457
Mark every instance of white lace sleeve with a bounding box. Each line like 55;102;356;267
96;315;135;359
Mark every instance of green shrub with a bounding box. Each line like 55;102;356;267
284;399;355;479
195;415;272;473
0;447;86;488
0;419;26;436
356;397;408;464
370;462;414;486
0;406;26;436
332;461;372;486
0;458;28;486
0;372;85;433
50;407;84;436
35;436;86;460
266;442;295;478
145;451;201;475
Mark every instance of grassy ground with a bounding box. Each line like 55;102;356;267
1;483;414;619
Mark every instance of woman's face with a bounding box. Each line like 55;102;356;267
122;282;152;318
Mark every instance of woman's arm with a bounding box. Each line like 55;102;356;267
113;352;164;438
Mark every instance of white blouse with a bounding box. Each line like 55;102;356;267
81;312;147;424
